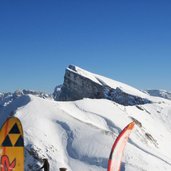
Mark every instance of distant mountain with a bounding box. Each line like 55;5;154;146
54;65;151;106
145;89;171;100
0;89;52;102
0;89;52;109
0;89;52;123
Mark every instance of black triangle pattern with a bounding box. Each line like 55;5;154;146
2;135;13;147
9;123;20;134
14;135;24;147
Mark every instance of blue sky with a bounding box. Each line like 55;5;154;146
0;0;171;93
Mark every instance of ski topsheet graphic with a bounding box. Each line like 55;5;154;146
0;117;24;171
107;121;135;171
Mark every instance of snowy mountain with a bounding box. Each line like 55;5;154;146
1;65;171;171
145;89;171;100
54;65;151;106
0;89;52;107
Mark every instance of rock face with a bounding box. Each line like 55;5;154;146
54;65;151;106
56;66;104;101
104;87;151;106
145;90;171;100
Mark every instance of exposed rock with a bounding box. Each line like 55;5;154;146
145;89;171;100
145;132;158;147
53;85;63;101
56;67;104;101
104;87;151;106
54;65;151;106
129;116;142;128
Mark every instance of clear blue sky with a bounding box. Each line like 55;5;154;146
0;0;171;93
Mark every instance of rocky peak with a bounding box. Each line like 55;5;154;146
145;89;171;100
54;65;151;106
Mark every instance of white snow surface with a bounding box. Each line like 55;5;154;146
0;94;170;171
1;66;171;171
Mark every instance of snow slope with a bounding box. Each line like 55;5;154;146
1;66;171;171
1;94;170;171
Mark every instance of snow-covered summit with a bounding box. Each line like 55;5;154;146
145;89;171;100
68;65;147;98
0;89;52;106
0;90;52;123
54;65;151;106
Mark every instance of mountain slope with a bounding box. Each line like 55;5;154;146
1;65;171;171
54;65;151;106
1;94;169;171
